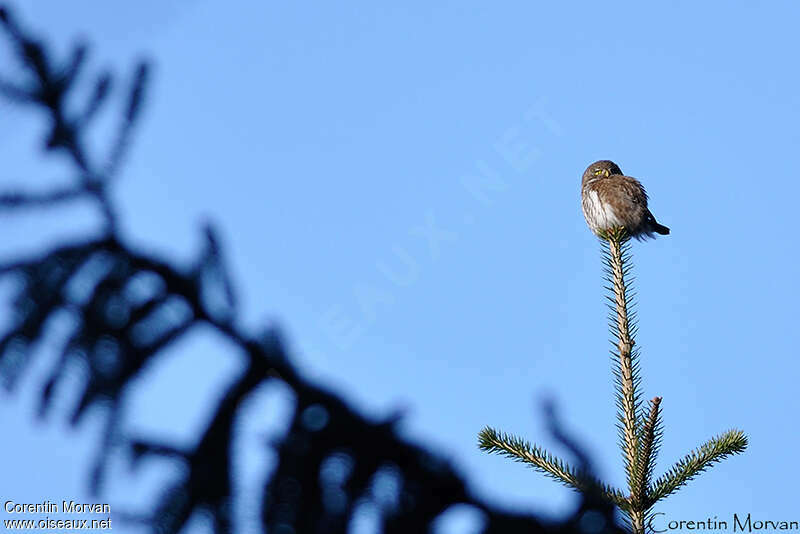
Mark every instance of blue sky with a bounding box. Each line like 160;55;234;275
1;1;799;532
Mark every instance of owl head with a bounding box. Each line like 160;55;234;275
582;160;623;185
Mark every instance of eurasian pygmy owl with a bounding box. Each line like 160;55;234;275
581;160;670;239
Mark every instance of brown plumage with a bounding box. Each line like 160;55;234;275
581;160;670;240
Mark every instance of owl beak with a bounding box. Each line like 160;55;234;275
601;169;610;177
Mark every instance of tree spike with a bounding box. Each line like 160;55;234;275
478;220;749;534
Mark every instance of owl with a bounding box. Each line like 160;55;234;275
581;160;669;239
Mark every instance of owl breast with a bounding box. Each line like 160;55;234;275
582;187;622;235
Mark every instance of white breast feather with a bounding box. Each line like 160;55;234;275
583;190;621;231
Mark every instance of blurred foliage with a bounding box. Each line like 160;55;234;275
0;6;623;534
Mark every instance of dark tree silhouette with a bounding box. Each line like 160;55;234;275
0;6;623;534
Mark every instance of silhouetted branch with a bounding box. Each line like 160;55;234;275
0;6;624;534
0;186;87;209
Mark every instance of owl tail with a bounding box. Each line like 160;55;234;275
646;210;670;235
651;221;670;235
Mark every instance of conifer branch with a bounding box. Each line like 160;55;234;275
478;223;747;534
478;427;629;510
647;429;748;506
603;230;642;502
632;396;662;510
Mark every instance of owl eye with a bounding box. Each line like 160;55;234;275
593;169;602;175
